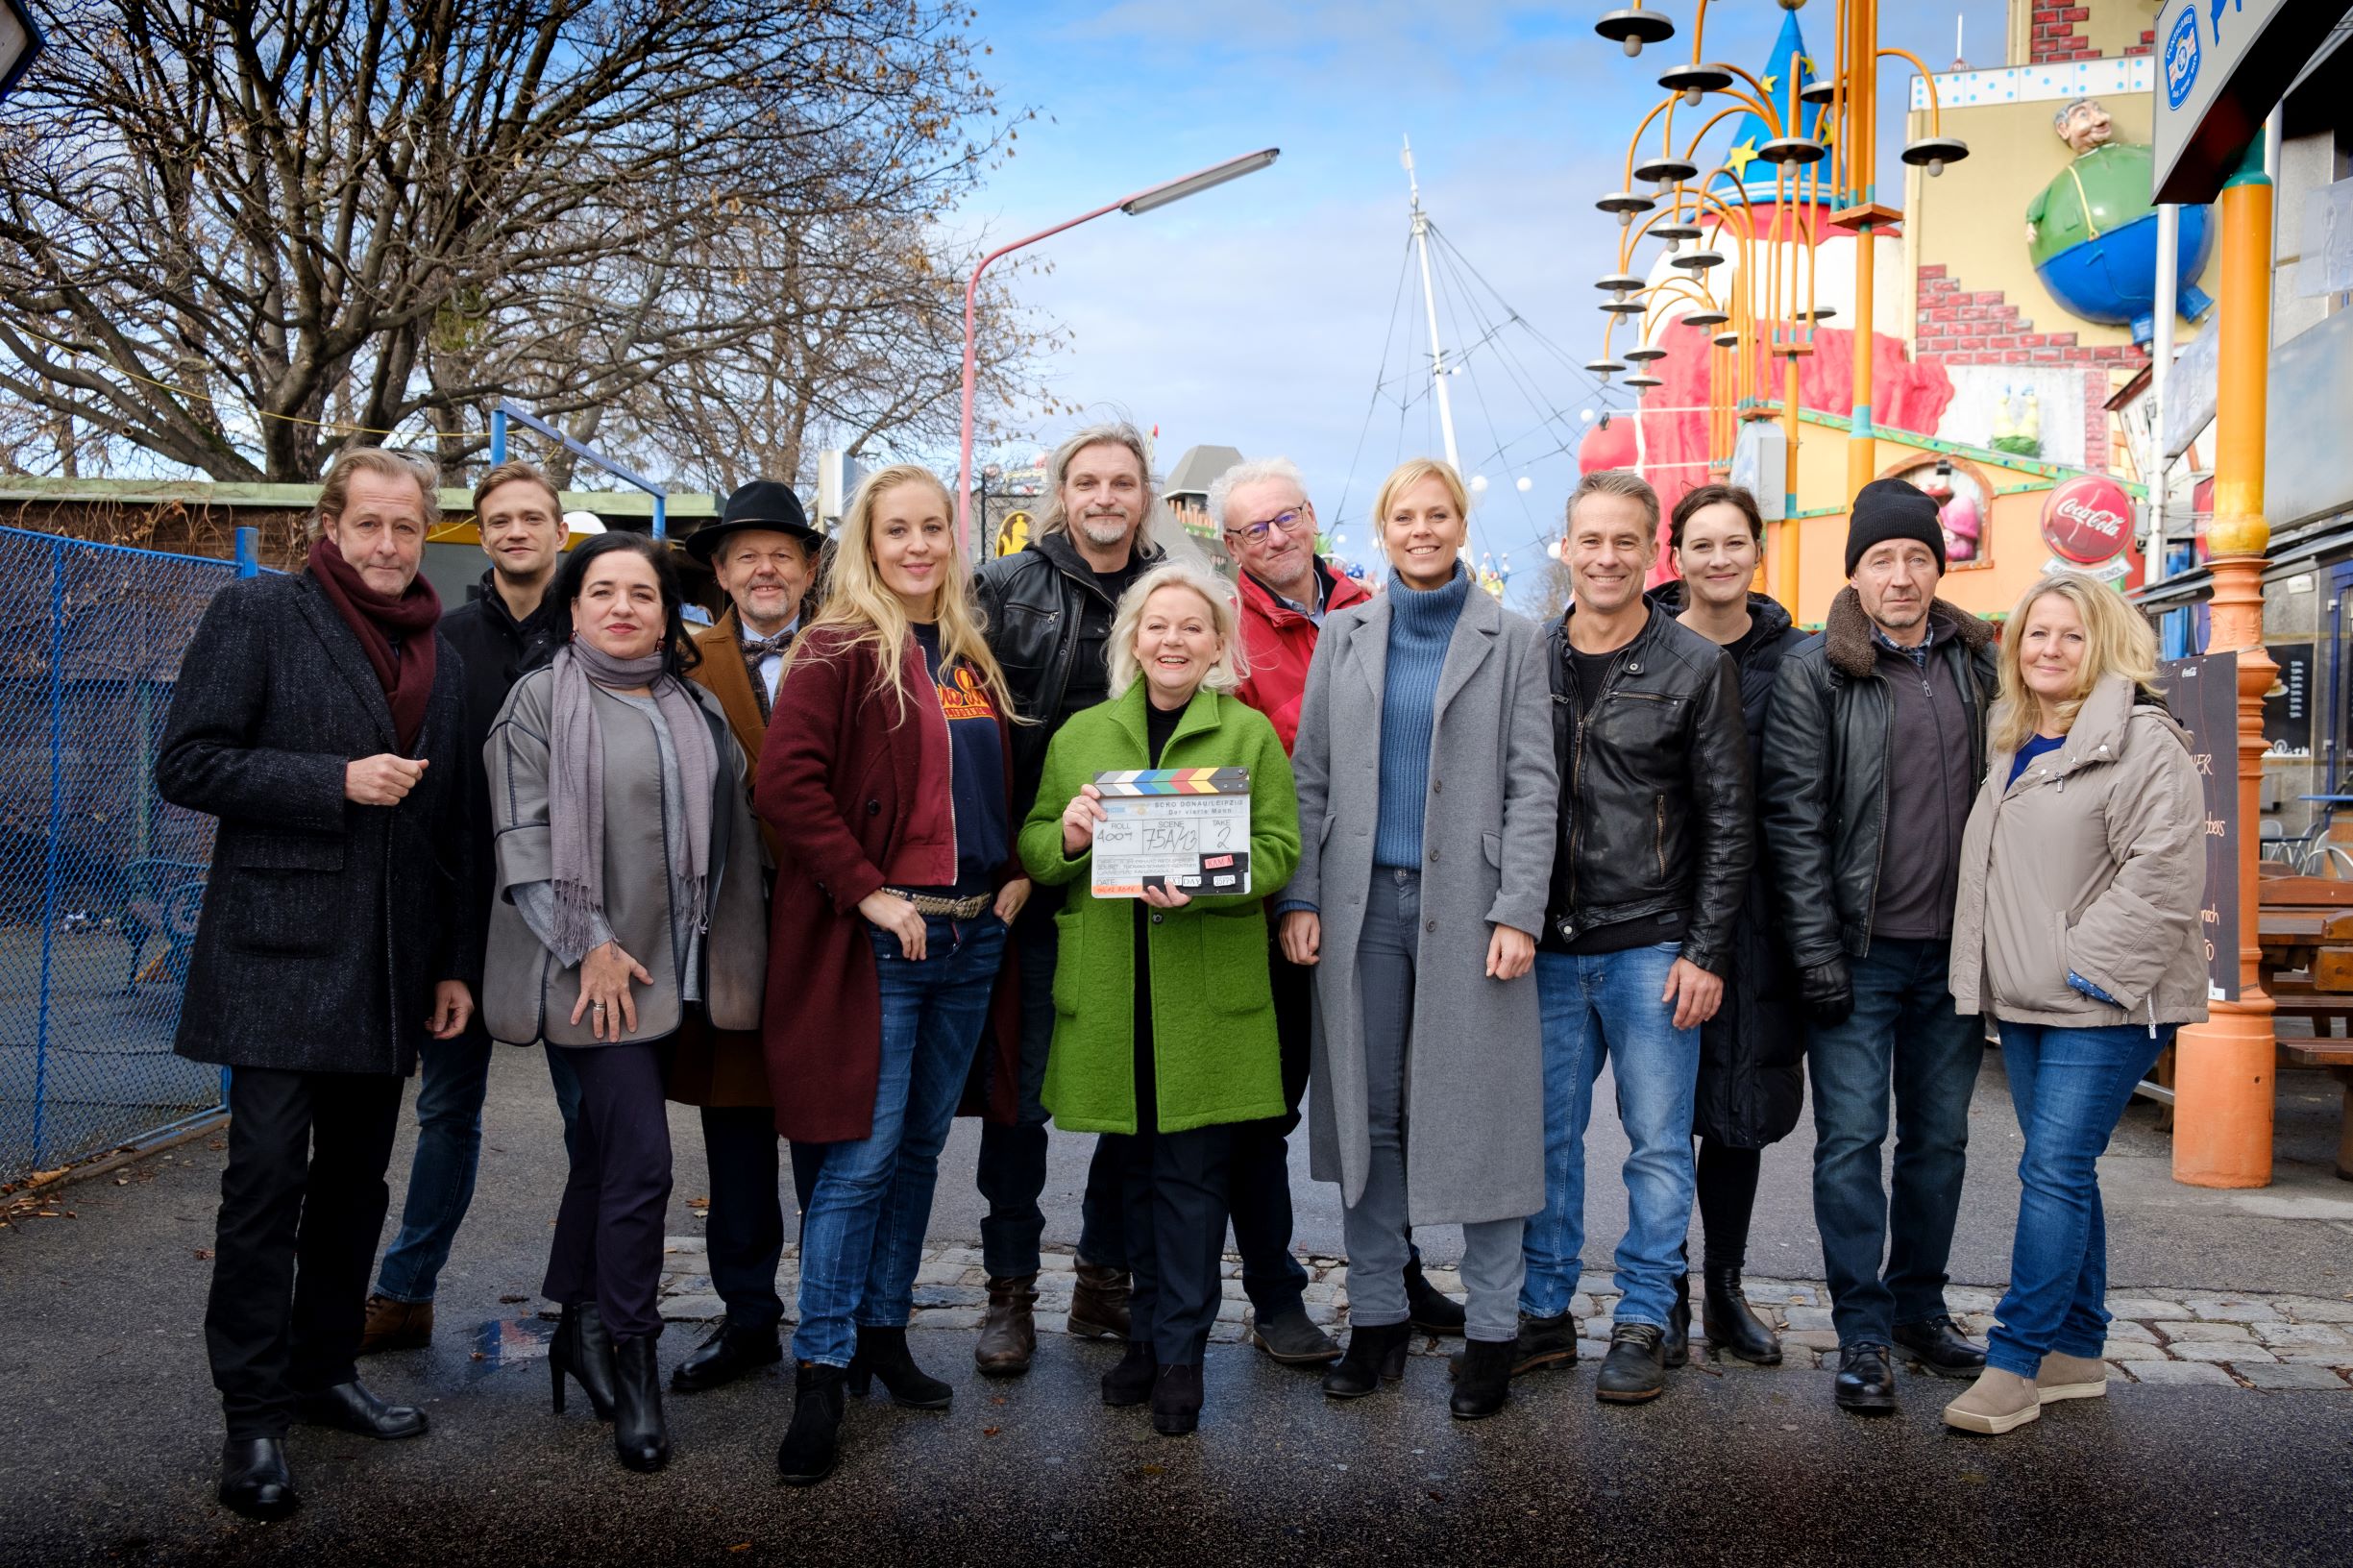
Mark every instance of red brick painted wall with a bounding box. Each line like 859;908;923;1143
2028;4;2098;64
1914;263;2144;369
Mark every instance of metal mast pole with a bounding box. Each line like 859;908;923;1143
1403;137;1461;476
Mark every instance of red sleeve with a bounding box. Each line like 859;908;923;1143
757;633;889;916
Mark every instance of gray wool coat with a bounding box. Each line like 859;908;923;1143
480;666;766;1048
1288;584;1559;1225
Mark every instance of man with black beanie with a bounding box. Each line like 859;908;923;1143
1759;478;2000;1416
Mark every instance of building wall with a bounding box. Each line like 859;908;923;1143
2011;0;2160;65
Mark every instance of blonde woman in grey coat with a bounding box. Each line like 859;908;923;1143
1943;573;2206;1436
1280;458;1558;1419
483;532;765;1474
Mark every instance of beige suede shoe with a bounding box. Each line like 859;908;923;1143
1942;1368;2042;1434
2035;1352;2109;1404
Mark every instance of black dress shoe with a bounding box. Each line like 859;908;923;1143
1701;1265;1783;1366
295;1381;428;1440
1663;1273;1691;1369
1404;1259;1467;1335
1446;1311;1579;1380
1150;1362;1204;1436
1449;1338;1514;1420
1835;1342;1899;1413
671;1316;784;1393
1101;1341;1158;1408
1595;1322;1668;1404
1894;1314;1988;1379
216;1437;299;1522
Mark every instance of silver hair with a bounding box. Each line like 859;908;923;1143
1205;456;1309;529
1039;421;1158;546
1106;562;1249;700
2054;97;2101;132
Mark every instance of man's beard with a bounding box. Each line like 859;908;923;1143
1078;513;1132;548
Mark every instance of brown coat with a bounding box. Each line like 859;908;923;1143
669;607;781;1107
1949;673;2211;1027
756;625;1022;1144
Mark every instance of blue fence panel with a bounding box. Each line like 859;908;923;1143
0;527;247;1182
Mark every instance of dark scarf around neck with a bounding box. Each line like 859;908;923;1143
307;535;442;752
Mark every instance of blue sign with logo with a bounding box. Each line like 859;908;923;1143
2164;5;2202;110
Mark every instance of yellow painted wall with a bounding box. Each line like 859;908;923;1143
1902;94;2151;356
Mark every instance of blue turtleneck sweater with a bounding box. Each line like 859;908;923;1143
1373;565;1470;870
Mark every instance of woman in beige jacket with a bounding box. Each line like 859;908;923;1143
1943;574;2207;1435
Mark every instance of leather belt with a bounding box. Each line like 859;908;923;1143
880;888;993;919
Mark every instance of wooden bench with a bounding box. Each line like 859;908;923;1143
2276;1036;2353;1181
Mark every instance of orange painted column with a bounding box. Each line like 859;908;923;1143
2172;137;2275;1188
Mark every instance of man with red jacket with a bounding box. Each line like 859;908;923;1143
1211;457;1467;1363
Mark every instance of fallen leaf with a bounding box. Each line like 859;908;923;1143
727;1546;751;1555
193;1248;212;1260
500;1294;527;1305
981;1426;1000;1436
470;1351;486;1361
1139;1464;1164;1477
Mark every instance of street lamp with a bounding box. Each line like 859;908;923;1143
957;147;1281;553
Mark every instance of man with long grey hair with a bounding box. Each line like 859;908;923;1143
969;421;1166;1375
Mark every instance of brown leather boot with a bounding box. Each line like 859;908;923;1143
974;1274;1039;1376
358;1295;432;1356
1066;1257;1133;1340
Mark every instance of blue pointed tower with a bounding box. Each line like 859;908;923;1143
1705;11;1826;205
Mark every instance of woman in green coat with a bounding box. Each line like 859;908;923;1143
1020;562;1300;1437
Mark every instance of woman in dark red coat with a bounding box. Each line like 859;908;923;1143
756;464;1026;1486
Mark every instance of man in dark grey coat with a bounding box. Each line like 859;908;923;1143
158;449;476;1522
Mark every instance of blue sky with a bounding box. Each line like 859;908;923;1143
960;0;2007;594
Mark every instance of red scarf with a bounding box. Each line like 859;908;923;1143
306;535;442;753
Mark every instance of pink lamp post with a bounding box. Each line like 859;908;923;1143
957;147;1281;553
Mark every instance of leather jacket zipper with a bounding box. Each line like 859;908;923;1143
1557;637;1635;943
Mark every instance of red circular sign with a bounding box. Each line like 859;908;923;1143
2041;476;2133;565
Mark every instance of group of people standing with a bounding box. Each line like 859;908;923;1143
158;420;2210;1521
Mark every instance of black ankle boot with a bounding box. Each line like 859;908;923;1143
610;1334;670;1473
1150;1362;1204;1436
1321;1320;1413;1399
1702;1264;1783;1366
1404;1259;1467;1335
1449;1337;1514;1419
549;1300;619;1420
776;1361;848;1486
846;1325;952;1410
1663;1273;1691;1369
1102;1341;1158;1408
216;1437;299;1522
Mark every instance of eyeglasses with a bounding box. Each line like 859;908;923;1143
1224;508;1312;546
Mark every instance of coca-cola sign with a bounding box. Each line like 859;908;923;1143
2041;476;2133;565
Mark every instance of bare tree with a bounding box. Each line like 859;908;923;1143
0;0;1046;482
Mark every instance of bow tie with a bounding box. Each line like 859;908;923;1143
742;632;794;659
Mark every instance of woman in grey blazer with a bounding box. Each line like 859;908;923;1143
483;532;765;1474
1280;458;1558;1420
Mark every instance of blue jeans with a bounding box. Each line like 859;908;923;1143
793;915;1006;1367
1986;1020;2171;1379
375;1033;493;1303
1520;943;1701;1328
1806;936;1983;1347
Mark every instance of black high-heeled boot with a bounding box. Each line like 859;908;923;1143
1664;1271;1692;1369
777;1361;848;1486
1320;1320;1413;1399
846;1325;952;1409
1703;1264;1783;1366
609;1334;671;1473
549;1301;618;1421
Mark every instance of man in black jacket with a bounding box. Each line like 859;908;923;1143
1517;469;1752;1407
968;421;1164;1374
1760;478;1999;1414
159;449;476;1521
362;459;570;1354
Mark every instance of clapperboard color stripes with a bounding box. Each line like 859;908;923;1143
1092;768;1251;796
1088;769;1254;897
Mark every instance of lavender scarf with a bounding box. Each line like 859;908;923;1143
548;639;719;961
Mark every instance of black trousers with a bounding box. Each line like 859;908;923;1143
206;1065;404;1439
1224;934;1313;1316
698;1104;822;1335
545;1044;673;1341
1108;983;1232;1365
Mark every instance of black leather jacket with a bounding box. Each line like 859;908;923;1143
1541;602;1753;975
1758;588;1998;968
974;529;1164;814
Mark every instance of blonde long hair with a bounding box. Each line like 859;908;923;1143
1106;563;1249;701
783;465;1018;725
1992;572;2164;752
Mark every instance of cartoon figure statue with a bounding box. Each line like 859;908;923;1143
1990;384;2042;459
2026;98;2216;345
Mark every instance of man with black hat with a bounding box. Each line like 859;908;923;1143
667;478;826;1393
1759;477;2000;1415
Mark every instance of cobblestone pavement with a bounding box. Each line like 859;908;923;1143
649;1237;2353;1391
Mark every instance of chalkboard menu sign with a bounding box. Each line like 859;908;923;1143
2263;642;2313;757
2159;652;2240;1003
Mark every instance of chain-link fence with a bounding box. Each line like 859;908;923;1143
0;527;250;1183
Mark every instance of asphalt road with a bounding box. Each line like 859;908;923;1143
4;1042;2350;1566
